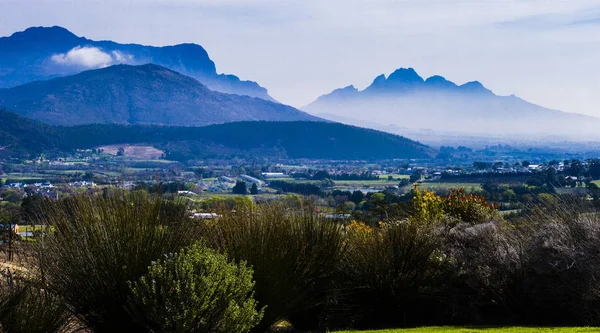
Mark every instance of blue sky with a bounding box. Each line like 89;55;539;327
1;0;600;116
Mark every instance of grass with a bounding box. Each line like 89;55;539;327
335;328;600;333
417;182;483;192
378;174;410;180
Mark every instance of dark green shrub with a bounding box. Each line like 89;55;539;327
205;203;346;330
0;275;72;333
33;190;202;332
128;243;263;333
335;220;453;328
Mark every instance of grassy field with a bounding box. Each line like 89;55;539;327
336;328;600;333
378;174;410;180
418;182;483;192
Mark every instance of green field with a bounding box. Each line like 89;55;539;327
337;328;600;333
417;182;483;192
378;174;410;180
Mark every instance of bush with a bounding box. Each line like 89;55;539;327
128;243;263;333
205;203;346;330
518;207;600;325
0;274;72;333
335;220;453;328
445;221;523;323
33;190;202;332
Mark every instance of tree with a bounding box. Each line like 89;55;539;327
351;190;365;205
589;183;600;202
313;170;330;180
232;181;247;195
116;147;125;156
250;182;259;195
522;160;531;167
409;170;423;183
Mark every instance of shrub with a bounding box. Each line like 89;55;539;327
443;188;500;224
205;203;346;330
445;221;523;323
128;243;263;333
33;190;202;332
518;206;600;325
335;220;453;328
0;274;72;333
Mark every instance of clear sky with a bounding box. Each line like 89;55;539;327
1;0;600;116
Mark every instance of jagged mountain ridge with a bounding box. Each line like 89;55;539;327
0;63;318;126
0;26;274;101
304;67;600;140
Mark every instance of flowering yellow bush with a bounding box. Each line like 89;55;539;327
412;185;499;224
411;186;444;223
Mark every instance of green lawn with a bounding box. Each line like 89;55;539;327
336;327;600;333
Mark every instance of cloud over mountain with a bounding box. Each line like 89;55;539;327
50;46;135;69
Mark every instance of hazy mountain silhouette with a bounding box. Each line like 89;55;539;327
304;67;600;140
0;64;318;126
0;26;274;101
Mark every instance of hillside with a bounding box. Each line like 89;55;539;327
0;26;274;100
304;68;600;140
0;109;434;161
0;64;318;126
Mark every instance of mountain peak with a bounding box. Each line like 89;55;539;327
425;75;458;89
0;63;318;126
387;67;424;84
459;81;493;95
5;26;80;44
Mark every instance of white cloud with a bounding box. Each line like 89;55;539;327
51;46;134;69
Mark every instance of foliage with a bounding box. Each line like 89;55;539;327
0;108;433;160
412;186;499;225
335;219;453;328
443;188;500;224
232;181;248;194
128;243;264;333
0;275;72;333
269;180;323;196
204;203;346;330
250;182;259;195
411;186;445;223
33;190;202;332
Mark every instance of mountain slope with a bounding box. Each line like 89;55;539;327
304;68;600;140
0;26;274;101
0;109;434;160
0;64;318;126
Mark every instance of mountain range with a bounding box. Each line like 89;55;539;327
304;68;600;141
0;64;317;126
0;108;434;161
0;26;274;101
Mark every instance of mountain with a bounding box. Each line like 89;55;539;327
0;64;318;126
0;109;434;161
304;68;600;140
0;26;274;101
